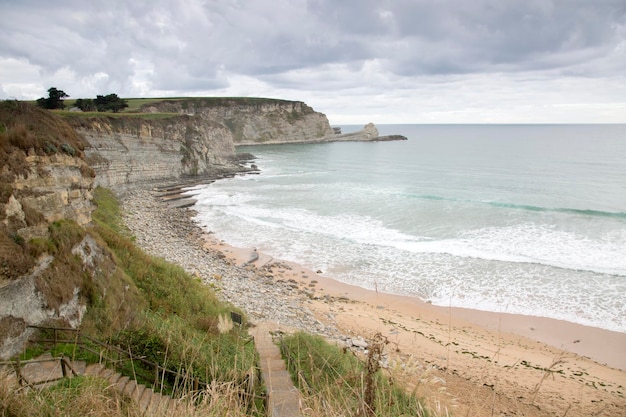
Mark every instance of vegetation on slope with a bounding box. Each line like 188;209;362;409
0;373;144;417
0;98;263;412
1;186;263;415
90;188;258;389
0;101;88;181
281;332;430;417
0;101;93;283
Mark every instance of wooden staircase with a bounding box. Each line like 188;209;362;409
6;353;192;416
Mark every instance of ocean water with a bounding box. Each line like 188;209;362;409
189;124;626;333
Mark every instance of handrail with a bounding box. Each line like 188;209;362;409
0;354;78;388
24;325;200;395
19;325;265;405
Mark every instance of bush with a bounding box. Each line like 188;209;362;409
44;141;58;154
60;143;76;156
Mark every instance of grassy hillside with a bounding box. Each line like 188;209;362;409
3;187;264;415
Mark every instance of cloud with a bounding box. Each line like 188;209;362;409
0;0;624;122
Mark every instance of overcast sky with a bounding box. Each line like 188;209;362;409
1;1;625;124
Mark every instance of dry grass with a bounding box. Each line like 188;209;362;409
0;368;259;417
0;370;143;417
0;224;35;280
0;101;87;158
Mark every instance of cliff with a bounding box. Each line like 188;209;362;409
139;97;335;145
0;102;101;358
68;115;239;188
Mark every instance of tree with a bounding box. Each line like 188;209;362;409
36;87;69;109
75;98;97;112
94;93;128;113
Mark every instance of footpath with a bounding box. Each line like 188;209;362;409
252;321;302;417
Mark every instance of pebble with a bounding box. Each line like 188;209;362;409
119;183;343;339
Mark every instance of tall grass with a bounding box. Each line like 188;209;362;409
281;332;431;417
0;372;143;417
0;369;253;417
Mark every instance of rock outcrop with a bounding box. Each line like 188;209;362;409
324;122;379;142
0;103;103;359
8;153;94;239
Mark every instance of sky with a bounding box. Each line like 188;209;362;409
1;0;625;124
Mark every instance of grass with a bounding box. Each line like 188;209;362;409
57;111;179;120
61;96;307;113
84;187;262;404
0;372;144;417
281;332;430;417
0;368;254;417
7;186;264;414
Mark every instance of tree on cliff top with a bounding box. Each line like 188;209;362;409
94;93;128;113
36;87;68;110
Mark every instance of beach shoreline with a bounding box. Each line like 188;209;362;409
208;232;626;370
120;181;626;417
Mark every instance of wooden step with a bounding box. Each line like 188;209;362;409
115;375;130;392
84;363;105;377
253;322;302;416
98;368;116;381
69;360;86;375
132;383;146;405
138;385;154;412
123;379;138;397
147;392;171;416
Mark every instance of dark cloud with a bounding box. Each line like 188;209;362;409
0;0;624;122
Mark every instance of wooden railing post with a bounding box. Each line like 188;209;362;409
14;356;23;386
60;355;68;378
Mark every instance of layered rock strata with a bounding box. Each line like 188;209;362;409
71;116;240;188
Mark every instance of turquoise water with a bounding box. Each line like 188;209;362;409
190;124;626;333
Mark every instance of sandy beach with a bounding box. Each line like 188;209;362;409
122;183;626;417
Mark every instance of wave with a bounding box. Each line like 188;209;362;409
486;202;626;219
196;193;626;277
404;193;626;219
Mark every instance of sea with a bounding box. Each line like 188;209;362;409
188;124;626;333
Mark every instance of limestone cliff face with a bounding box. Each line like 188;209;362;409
70;115;238;188
1;153;91;357
140;98;335;145
7;154;94;238
0;102;101;359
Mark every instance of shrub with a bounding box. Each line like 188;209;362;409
44;141;58;154
60;143;76;156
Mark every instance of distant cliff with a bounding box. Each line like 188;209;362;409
64;98;352;188
139;98;335;145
